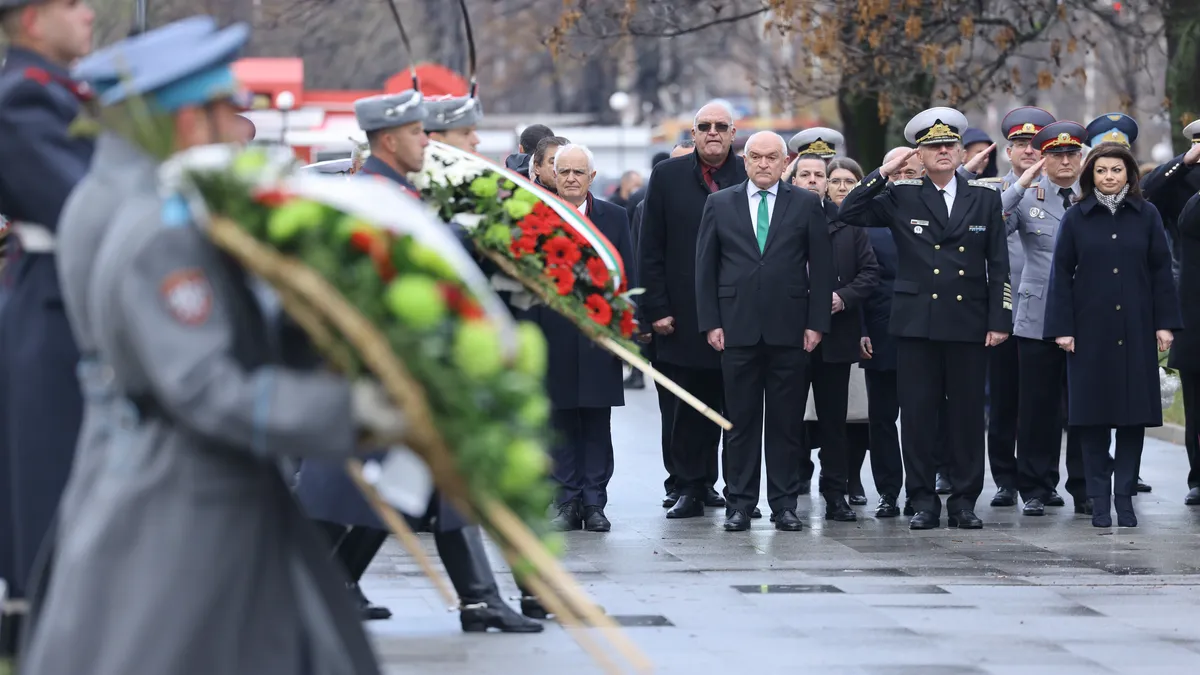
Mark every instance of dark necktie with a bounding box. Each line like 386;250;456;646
938;188;950;220
1059;187;1073;211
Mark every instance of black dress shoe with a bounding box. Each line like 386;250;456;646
823;493;858;522
623;370;645;389
909;510;939;530
947;510;983;529
799;480;811;495
773;508;803;531
903;499;915;517
666;494;704;519
1186;487;1200;505
662;491;679;508
990;487;1016;507
1045;490;1065;507
1136;478;1152;493
350;582;393;621
1022;498;1045;516
550;501;582;531
1091;496;1112;528
583;506;611;532
724;509;751;531
1114;495;1137;527
750;506;763;519
703;487;726;507
848;494;868;506
1074;497;1093;515
935;473;953;495
460;597;545;633
875;495;900;518
520;595;549;620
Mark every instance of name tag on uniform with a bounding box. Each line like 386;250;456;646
911;219;928;234
969;225;986;233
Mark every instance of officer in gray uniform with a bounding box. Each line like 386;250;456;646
1001;120;1089;517
425;93;483;153
0;0;96;618
19;16;220;646
20;20;395;675
294;89;544;631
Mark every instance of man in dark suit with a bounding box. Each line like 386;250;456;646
538;143;634;533
695;131;833;532
642;103;747;517
839;107;1012;530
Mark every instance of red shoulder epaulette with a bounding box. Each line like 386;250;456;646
23;66;51;85
21;66;92;101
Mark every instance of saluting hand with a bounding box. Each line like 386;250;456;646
1185;143;1200;167
1056;336;1075;353
963;143;997;175
1017;157;1046;189
881;148;920;179
985;331;1009;347
1158;329;1174;352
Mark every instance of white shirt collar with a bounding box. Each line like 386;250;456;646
749;180;780;196
575;199;588;215
935;176;958;197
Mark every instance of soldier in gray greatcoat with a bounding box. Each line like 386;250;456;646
20;20;399;675
1000;121;1090;517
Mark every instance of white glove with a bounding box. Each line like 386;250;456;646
490;273;542;310
352;379;407;442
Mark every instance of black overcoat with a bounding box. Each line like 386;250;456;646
521;194;634;410
639;151;747;368
859;227;899;372
1043;193;1182;427
820;199;880;364
1168;192;1200;373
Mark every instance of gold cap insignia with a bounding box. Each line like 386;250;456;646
1107;114;1123;121
1022;122;1036;133
1103;130;1130;145
805;139;836;157
1058;132;1071;143
917;122;959;144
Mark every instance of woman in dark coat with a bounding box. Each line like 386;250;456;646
1167;191;1200;505
1044;142;1182;529
790;155;880;520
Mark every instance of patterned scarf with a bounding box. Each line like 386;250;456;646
1094;184;1130;215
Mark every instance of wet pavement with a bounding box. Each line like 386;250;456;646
365;385;1200;674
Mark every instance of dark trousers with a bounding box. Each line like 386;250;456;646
654;361;678;494
550;407;614;507
1182;370;1200;488
861;369;905;497
315;521;387;583
987;335;1019;488
1016;338;1085;501
721;342;807;514
897;338;988;515
804;349;851;495
666;365;723;497
935;397;951;474
846;423;870;495
1076;425;1144;498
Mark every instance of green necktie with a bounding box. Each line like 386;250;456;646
756;190;770;252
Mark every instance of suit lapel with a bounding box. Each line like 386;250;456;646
919;179;949;232
762;182;791;256
731;182;760;254
945;174;975;241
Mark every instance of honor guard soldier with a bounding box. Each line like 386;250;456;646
838;106;1011;530
20;19;395;675
1001;120;1090;516
0;0;96;627
983;106;1055;508
788;126;843;160
296;86;545;631
424;94;482;153
351;90;427;195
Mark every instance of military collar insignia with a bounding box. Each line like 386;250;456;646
891;178;923;186
967;179;998;191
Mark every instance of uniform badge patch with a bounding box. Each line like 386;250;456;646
1029;206;1045;219
161;269;213;326
969;225;986;233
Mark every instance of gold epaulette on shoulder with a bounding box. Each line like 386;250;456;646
968;179;999;191
892;179;922;186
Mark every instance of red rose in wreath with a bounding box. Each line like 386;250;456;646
544;264;576;296
619;309;636;337
584;293;613;326
510;233;538;258
543;235;582;267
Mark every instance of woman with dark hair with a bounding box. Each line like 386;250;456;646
1044;142;1182;528
791;154;880;519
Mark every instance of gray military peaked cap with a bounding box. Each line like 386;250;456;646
423;95;482;132
355;90;426;132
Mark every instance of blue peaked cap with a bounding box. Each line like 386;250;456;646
92;20;250;112
72;17;218;99
1085;113;1139;148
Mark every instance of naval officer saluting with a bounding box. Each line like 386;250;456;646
838;107;1012;530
